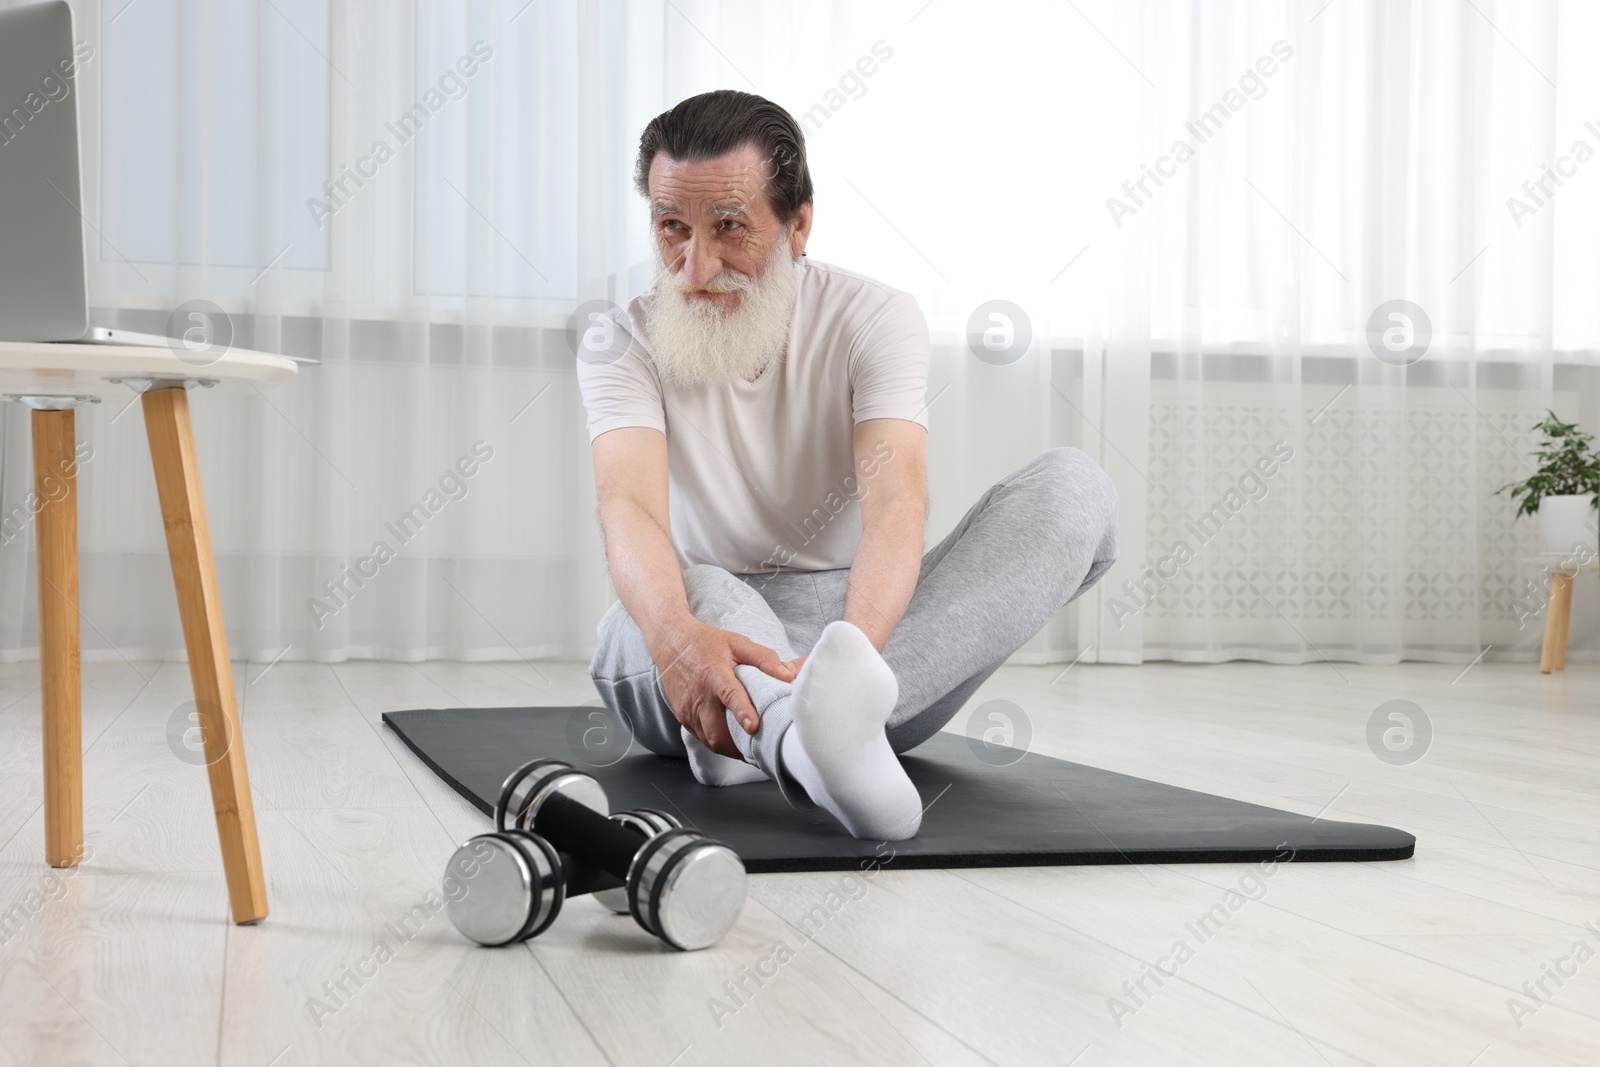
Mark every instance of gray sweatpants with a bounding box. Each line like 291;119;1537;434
588;446;1119;808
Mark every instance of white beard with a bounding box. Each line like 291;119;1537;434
642;236;800;389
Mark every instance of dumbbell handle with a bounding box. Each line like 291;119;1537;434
536;790;649;880
555;851;625;898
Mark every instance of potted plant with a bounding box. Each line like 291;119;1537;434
1496;411;1600;555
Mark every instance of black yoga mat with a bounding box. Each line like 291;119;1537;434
383;706;1415;872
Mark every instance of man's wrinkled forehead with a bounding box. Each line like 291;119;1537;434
648;148;771;218
650;197;751;221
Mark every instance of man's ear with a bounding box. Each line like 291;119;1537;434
789;200;814;258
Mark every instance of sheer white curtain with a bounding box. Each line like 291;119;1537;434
1090;0;1600;665
0;0;1592;667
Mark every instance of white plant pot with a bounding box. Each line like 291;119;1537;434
1536;494;1596;556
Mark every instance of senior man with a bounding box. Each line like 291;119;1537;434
580;89;1118;841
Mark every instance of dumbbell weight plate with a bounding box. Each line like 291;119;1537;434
628;808;680;834
593;809;682;914
628;828;747;951
496;759;610;835
443;831;565;947
501;830;566;941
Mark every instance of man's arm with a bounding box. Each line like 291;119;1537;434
591;427;793;757
591;427;694;653
816;418;928;664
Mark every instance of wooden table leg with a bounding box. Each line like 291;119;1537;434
33;408;82;868
1541;570;1573;674
142;386;268;924
1553;570;1573;671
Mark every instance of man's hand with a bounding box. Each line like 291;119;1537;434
654;622;794;758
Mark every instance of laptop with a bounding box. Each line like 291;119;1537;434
0;0;297;361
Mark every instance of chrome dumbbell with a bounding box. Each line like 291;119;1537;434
498;759;747;951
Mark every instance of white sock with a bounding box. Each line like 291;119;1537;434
779;621;923;840
681;726;769;786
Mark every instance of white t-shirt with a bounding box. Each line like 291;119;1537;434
576;257;930;575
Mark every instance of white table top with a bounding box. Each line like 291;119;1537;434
0;342;297;400
1519;555;1599;571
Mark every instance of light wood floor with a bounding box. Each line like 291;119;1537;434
0;656;1596;1066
